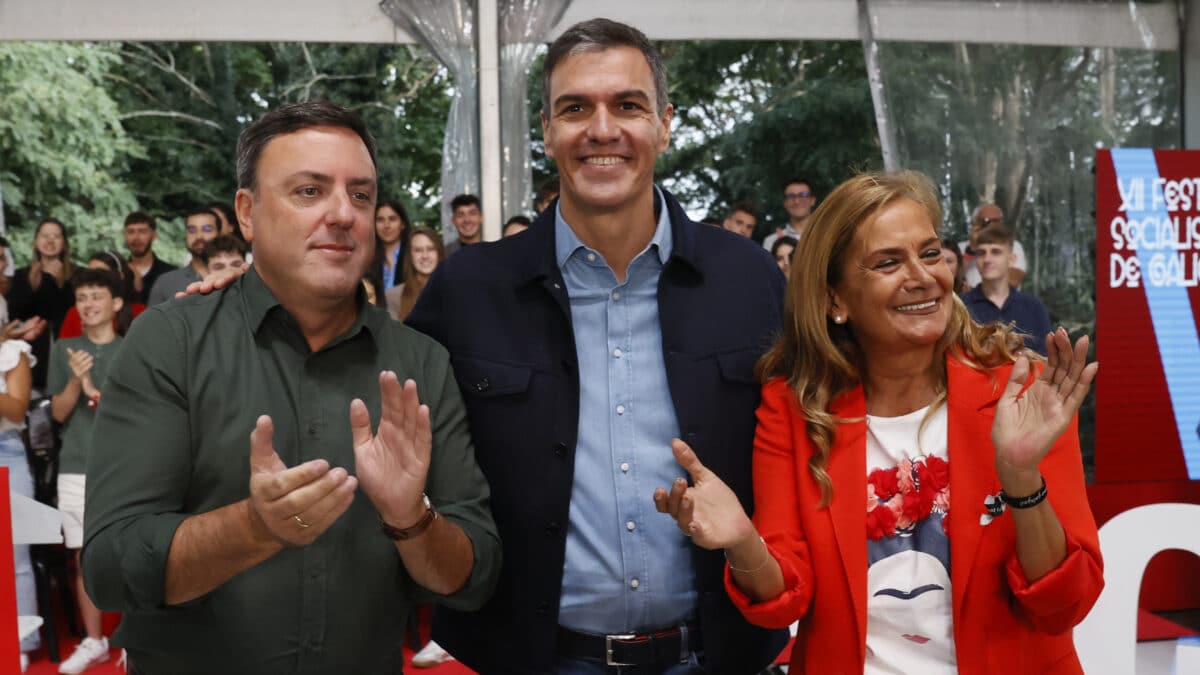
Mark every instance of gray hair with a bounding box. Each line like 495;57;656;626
541;18;669;117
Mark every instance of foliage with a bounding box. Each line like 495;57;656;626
1;41;452;268
0;42;142;264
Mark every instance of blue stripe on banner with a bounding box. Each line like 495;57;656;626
1111;148;1200;479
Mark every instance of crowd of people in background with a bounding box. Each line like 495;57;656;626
0;15;1089;672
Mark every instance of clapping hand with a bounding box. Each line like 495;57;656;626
67;347;94;380
1;317;46;342
247;415;358;546
351;373;432;529
992;327;1098;480
653;439;755;551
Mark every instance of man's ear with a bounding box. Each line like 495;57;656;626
112;296;124;314
657;103;675;153
235;188;255;243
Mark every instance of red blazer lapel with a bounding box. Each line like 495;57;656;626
828;387;869;651
945;356;1007;623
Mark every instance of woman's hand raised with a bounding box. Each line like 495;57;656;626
992;327;1098;483
653;439;757;551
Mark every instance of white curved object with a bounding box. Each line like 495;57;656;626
1074;503;1200;675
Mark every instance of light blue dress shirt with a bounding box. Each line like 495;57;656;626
555;192;699;634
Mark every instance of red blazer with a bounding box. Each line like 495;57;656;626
727;356;1103;674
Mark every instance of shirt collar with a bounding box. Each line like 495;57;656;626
241;265;383;347
554;187;673;269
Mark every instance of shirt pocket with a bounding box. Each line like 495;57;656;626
714;346;762;385
451;353;533;398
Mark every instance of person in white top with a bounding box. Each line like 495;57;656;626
0;338;37;669
656;170;1103;674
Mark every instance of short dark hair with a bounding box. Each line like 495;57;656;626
71;267;122;298
236;99;377;191
451;194;481;211
203;235;248;260
124;211;157;230
783;176;814;193
542;18;669;116
504;215;532;229
975;223;1014;248
184;207;219;225
727;201;757;220
771;235;798;258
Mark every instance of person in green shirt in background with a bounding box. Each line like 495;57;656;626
81;100;499;675
49;267;124;674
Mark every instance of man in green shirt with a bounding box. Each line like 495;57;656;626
82;101;500;675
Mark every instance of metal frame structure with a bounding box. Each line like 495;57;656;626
0;0;1196;239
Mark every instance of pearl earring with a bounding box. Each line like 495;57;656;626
834;315;844;324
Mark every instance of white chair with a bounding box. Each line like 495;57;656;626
1074;503;1200;675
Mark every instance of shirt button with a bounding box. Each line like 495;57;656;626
615;404;625;415
306;424;317;436
475;377;490;393
612;348;622;358
611;291;621;301
619;462;630;473
554;442;567;457
626;521;636;531
587;252;596;262
630;578;640;589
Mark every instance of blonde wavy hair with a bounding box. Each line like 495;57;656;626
756;171;1027;507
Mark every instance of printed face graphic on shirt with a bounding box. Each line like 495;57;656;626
866;513;955;667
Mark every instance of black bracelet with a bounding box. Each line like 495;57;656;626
999;476;1047;509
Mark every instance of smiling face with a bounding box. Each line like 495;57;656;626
784;182;816;221
74;283;122;329
829;197;952;363
236;125;376;304
409;231;440;278
375;205;405;246
542;46;673;220
451;204;482;243
35;221;65;260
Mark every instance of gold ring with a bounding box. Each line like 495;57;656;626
292;514;312;529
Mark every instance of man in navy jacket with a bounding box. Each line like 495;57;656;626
407;18;787;674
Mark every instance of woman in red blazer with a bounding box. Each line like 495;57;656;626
656;171;1102;674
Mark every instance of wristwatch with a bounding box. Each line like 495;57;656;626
379;494;438;540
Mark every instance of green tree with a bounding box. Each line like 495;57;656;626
0;42;141;264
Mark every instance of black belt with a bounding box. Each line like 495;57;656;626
555;623;702;667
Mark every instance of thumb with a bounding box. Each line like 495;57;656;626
249;415;284;474
672;438;710;482
1002;356;1031;403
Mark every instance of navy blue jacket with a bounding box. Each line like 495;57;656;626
407;189;788;674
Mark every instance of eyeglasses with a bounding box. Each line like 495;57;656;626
186;224;217;234
784;191;814;201
974;216;1003;229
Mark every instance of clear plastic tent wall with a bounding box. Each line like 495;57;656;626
380;0;479;238
862;0;1180;328
500;0;573;220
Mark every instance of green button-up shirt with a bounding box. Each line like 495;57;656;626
82;268;500;675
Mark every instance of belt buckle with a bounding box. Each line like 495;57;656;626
605;633;638;667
